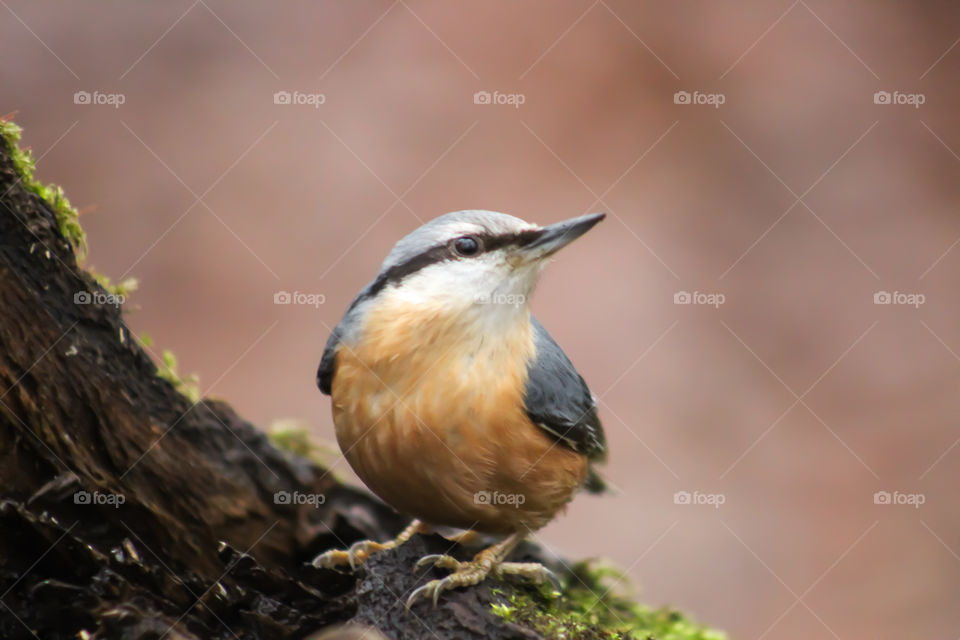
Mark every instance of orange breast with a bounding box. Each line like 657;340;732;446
329;297;587;534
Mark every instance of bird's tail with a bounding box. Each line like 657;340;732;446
583;463;617;495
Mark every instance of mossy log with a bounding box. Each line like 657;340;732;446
0;120;724;640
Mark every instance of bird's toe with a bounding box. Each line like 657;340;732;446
495;561;562;592
415;554;462;571
311;539;386;570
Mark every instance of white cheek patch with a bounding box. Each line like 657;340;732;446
385;255;541;344
392;254;512;308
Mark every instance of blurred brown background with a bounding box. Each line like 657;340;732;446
4;1;960;637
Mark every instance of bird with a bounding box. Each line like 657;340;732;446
311;210;607;607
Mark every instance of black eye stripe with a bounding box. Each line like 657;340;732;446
365;244;451;298
481;229;541;251
363;229;544;299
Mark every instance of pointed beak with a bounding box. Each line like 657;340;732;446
523;212;605;259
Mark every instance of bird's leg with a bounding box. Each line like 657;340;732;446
443;529;479;546
407;532;561;608
312;519;429;569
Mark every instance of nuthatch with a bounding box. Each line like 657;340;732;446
312;210;607;607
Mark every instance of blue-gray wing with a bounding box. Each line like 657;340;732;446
317;288;373;395
524;317;606;461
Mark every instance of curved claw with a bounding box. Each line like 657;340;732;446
346;540;380;570
406;578;447;609
536;567;563;593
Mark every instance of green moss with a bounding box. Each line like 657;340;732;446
0;118;86;257
491;562;726;640
2;118;206;405
157;349;201;403
92;273;139;298
2;119;133;301
268;420;343;477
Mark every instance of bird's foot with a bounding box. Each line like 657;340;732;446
312;519;427;570
407;549;561;608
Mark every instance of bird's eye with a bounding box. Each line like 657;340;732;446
451;235;481;257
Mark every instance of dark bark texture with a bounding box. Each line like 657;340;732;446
0;132;560;639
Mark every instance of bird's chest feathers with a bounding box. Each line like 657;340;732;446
331;297;535;444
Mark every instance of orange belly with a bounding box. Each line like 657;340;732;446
329;302;587;534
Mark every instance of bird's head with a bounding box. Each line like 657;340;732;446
365;210;604;320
